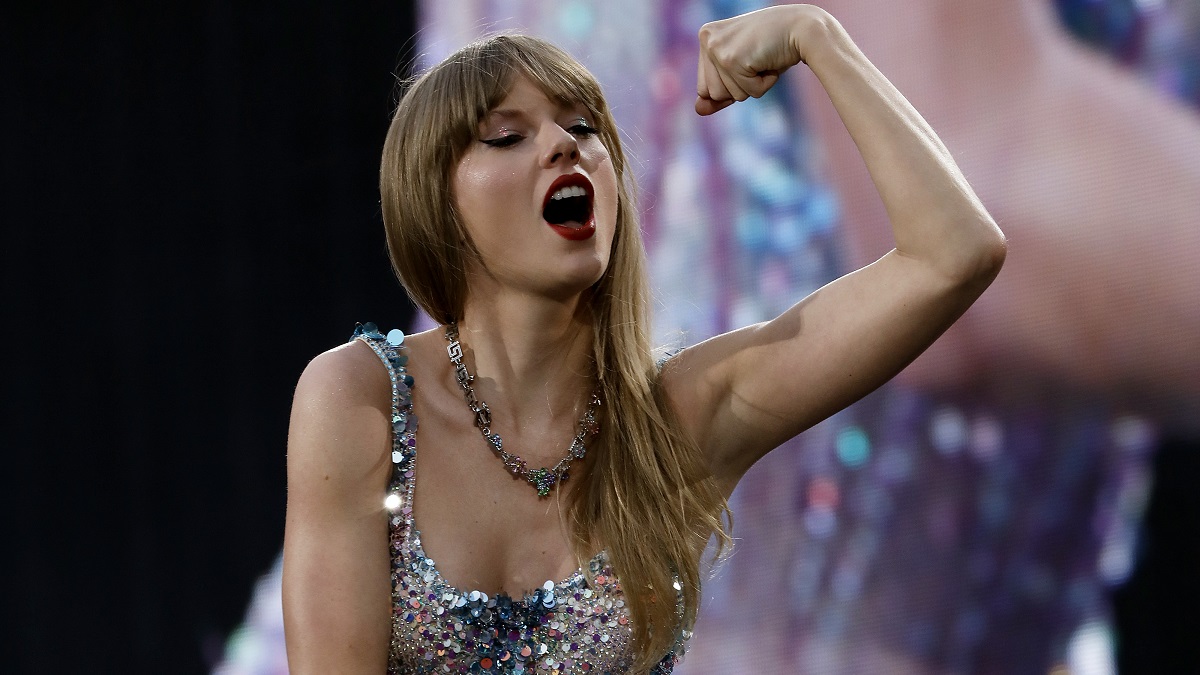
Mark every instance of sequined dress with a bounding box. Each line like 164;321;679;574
352;324;680;674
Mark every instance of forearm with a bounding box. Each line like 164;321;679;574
795;7;1005;279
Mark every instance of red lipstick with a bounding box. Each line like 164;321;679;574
549;221;596;241
543;173;595;241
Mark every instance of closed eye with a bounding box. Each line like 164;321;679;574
481;134;523;148
480;122;595;148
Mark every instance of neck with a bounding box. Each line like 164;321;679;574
455;287;597;428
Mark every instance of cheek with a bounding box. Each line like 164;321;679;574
595;169;619;229
453;159;486;217
453;159;521;234
585;147;619;221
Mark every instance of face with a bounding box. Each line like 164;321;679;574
452;75;619;303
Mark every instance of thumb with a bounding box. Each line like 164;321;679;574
695;96;735;116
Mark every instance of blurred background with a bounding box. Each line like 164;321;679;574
4;0;1198;673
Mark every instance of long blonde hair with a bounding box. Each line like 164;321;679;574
379;35;731;669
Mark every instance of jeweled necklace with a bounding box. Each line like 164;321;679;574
444;323;601;497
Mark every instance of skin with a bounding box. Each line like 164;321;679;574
797;0;1200;427
455;80;618;305
282;5;1006;672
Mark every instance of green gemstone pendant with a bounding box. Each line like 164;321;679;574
528;468;556;497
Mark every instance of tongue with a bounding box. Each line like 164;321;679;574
553;220;585;229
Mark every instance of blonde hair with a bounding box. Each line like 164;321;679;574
380;35;731;669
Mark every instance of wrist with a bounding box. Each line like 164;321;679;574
789;4;847;66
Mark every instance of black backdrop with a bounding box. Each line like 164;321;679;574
4;2;417;671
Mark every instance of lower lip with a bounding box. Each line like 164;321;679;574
547;217;596;241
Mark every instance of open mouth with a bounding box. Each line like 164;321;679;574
542;174;595;240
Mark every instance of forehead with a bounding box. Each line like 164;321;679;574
483;76;591;124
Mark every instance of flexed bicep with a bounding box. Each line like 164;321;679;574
666;249;993;486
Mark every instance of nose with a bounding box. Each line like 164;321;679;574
541;126;580;168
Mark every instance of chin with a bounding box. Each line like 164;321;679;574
547;258;609;300
570;265;610;294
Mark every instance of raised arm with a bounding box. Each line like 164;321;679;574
669;5;1006;489
282;342;393;673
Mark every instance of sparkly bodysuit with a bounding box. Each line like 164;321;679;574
352;324;680;674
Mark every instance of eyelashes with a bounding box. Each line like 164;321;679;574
481;134;522;148
480;122;599;148
569;122;599;137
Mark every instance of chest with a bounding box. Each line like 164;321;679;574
405;376;592;596
354;330;677;673
385;431;639;674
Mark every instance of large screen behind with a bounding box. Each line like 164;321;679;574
414;1;1199;673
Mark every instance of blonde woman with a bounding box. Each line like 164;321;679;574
281;5;1006;673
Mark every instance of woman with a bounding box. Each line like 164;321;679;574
281;5;1006;673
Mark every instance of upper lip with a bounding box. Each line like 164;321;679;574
542;173;595;214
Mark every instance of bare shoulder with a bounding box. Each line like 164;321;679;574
284;338;397;670
656;327;755;444
295;339;391;410
288;339;394;494
658;323;762;402
657;322;786;489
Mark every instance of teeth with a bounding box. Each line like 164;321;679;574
550;185;588;200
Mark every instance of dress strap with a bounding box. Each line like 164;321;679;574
350;322;417;474
656;349;681;372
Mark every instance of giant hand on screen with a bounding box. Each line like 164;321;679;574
695;5;819;116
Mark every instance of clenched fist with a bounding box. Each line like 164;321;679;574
695;4;835;115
